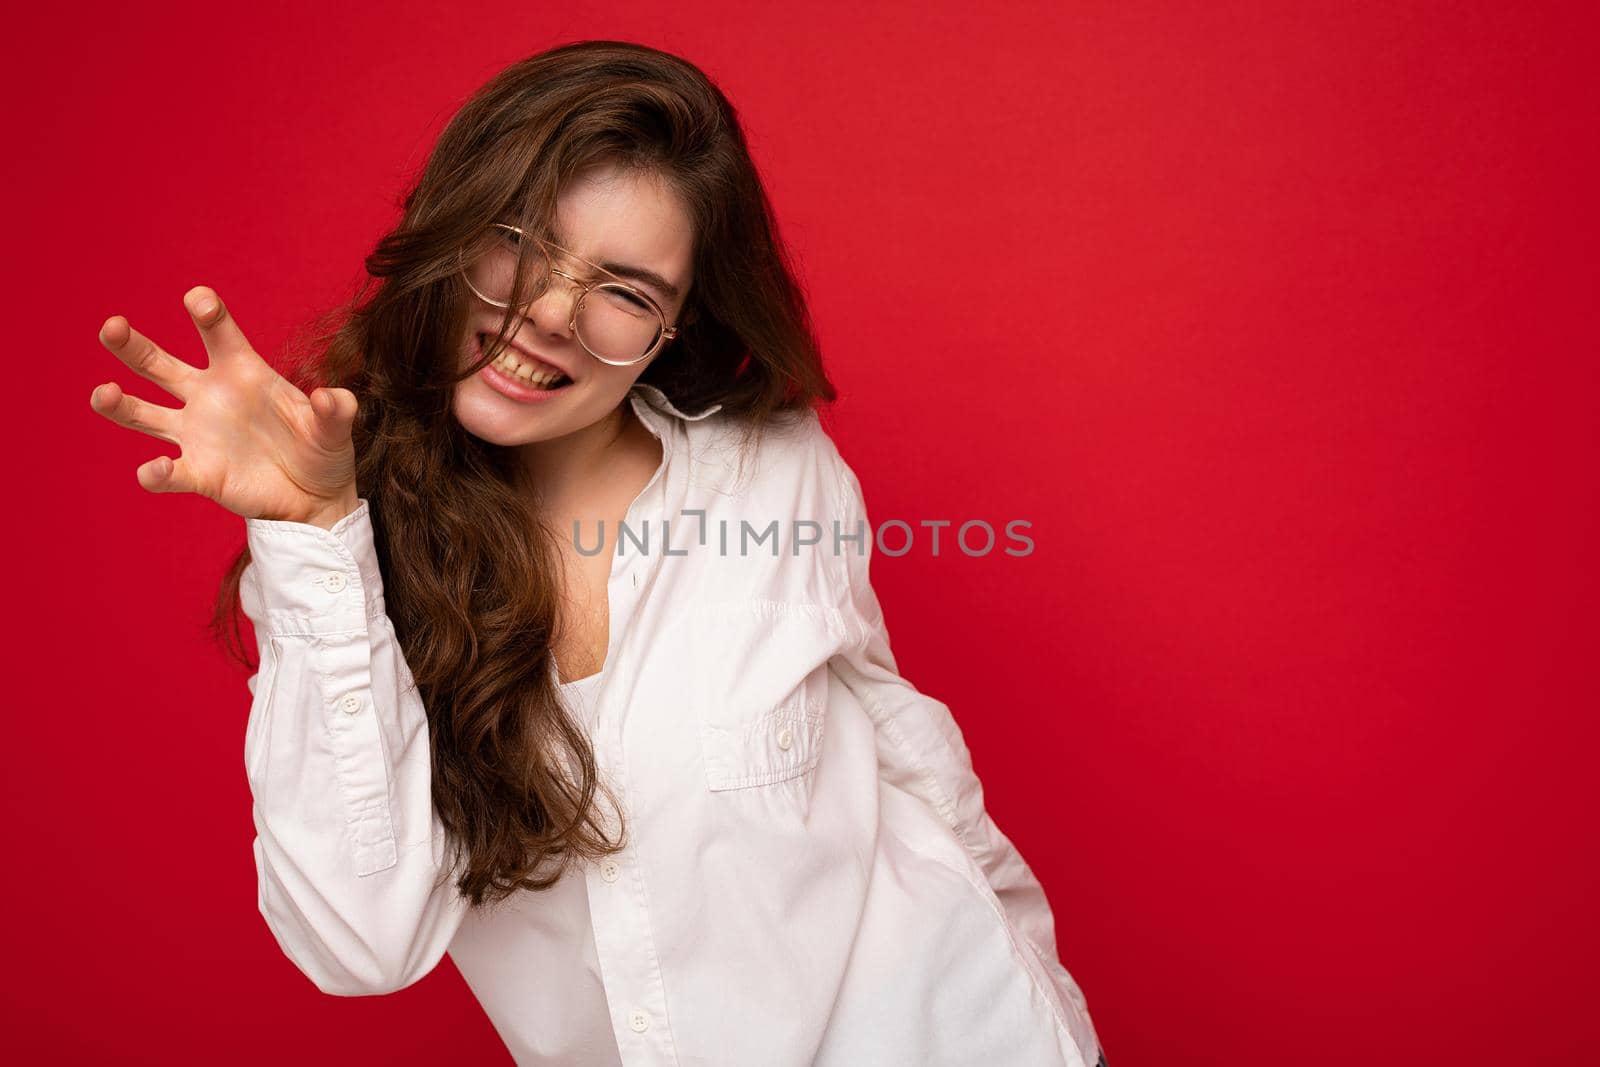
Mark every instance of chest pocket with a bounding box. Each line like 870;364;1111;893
688;599;847;818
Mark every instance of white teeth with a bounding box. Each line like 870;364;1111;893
490;346;568;389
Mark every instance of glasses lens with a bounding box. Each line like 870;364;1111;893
464;226;665;364
576;284;666;364
465;226;550;310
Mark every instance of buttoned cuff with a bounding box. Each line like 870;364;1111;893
244;499;386;636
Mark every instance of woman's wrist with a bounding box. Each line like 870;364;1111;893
301;489;360;531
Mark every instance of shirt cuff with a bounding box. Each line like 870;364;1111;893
244;499;386;636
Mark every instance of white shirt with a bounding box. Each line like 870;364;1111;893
239;382;1104;1067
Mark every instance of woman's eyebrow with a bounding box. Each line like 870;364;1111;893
596;258;681;303
551;226;681;302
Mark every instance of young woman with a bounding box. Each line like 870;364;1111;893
90;40;1106;1067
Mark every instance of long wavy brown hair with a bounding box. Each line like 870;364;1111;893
211;40;837;909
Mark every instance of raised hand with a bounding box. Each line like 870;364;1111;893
91;286;361;530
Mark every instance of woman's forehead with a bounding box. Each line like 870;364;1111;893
548;169;694;292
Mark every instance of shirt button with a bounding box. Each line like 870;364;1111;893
339;693;364;716
628;1009;650;1033
600;858;620;883
776;726;793;751
322;571;348;593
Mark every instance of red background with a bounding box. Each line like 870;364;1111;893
10;2;1596;1063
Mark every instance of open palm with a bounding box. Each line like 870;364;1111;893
90;286;360;528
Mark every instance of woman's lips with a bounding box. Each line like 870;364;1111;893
475;335;574;403
478;332;571;380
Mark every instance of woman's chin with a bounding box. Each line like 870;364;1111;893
451;381;551;445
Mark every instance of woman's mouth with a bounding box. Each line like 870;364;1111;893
476;333;574;395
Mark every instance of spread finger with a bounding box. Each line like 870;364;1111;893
90;381;181;446
98;316;200;402
184;286;254;365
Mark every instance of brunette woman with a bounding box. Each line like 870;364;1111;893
90;40;1106;1067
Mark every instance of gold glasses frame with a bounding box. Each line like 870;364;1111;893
458;222;679;367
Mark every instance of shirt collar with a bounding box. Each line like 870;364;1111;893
627;382;724;426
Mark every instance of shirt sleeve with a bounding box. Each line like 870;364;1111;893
823;450;1074;977
239;499;469;996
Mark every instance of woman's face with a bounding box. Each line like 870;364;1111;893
452;163;694;446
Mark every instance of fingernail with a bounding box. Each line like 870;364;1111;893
195;298;217;318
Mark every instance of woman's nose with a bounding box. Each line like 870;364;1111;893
521;275;578;338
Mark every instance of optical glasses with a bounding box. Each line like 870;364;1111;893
458;223;679;367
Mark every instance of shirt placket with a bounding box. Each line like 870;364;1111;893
584;405;683;1066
